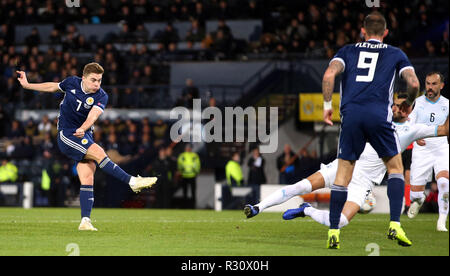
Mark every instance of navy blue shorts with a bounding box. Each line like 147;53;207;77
57;129;94;162
338;106;401;161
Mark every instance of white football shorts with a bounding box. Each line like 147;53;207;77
319;159;375;208
410;143;449;186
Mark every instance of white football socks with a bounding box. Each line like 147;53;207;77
437;177;449;216
256;179;312;212
410;190;426;202
304;206;349;229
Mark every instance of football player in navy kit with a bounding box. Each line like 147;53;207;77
17;63;157;231
321;12;420;248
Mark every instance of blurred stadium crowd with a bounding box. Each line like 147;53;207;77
0;0;448;207
1;0;448;108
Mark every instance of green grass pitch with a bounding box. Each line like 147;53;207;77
0;208;448;256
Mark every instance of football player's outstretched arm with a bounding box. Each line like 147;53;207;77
322;60;344;125
400;68;420;112
73;107;103;138
16;71;60;93
411;116;447;148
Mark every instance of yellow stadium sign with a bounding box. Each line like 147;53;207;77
299;93;341;122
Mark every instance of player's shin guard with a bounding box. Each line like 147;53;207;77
329;184;348;229
387;174;405;222
98;157;132;184
80;185;94;218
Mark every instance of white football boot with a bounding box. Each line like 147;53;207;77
437;215;448;232
78;217;98;231
130;175;158;193
407;196;425;219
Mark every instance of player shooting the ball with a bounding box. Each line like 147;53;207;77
16;62;157;231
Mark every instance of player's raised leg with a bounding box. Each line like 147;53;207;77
244;171;324;218
77;160;98;231
283;201;358;229
84;143;157;193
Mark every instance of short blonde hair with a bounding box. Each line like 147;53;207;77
83;62;104;76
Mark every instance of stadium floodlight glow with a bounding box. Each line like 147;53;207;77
170;99;279;154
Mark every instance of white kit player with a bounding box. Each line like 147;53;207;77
244;95;449;231
407;72;449;231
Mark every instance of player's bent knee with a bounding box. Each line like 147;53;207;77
436;170;449;180
308;171;326;190
85;143;107;163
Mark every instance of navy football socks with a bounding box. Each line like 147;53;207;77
387;173;405;222
80;185;94;218
98;157;132;184
329;184;348;229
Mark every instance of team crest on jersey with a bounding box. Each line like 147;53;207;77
81;138;88;145
442;106;447;112
84;97;94;109
86;97;94;105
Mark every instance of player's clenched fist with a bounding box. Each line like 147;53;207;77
73;128;85;138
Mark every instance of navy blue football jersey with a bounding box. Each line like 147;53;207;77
57;76;108;130
332;39;413;121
